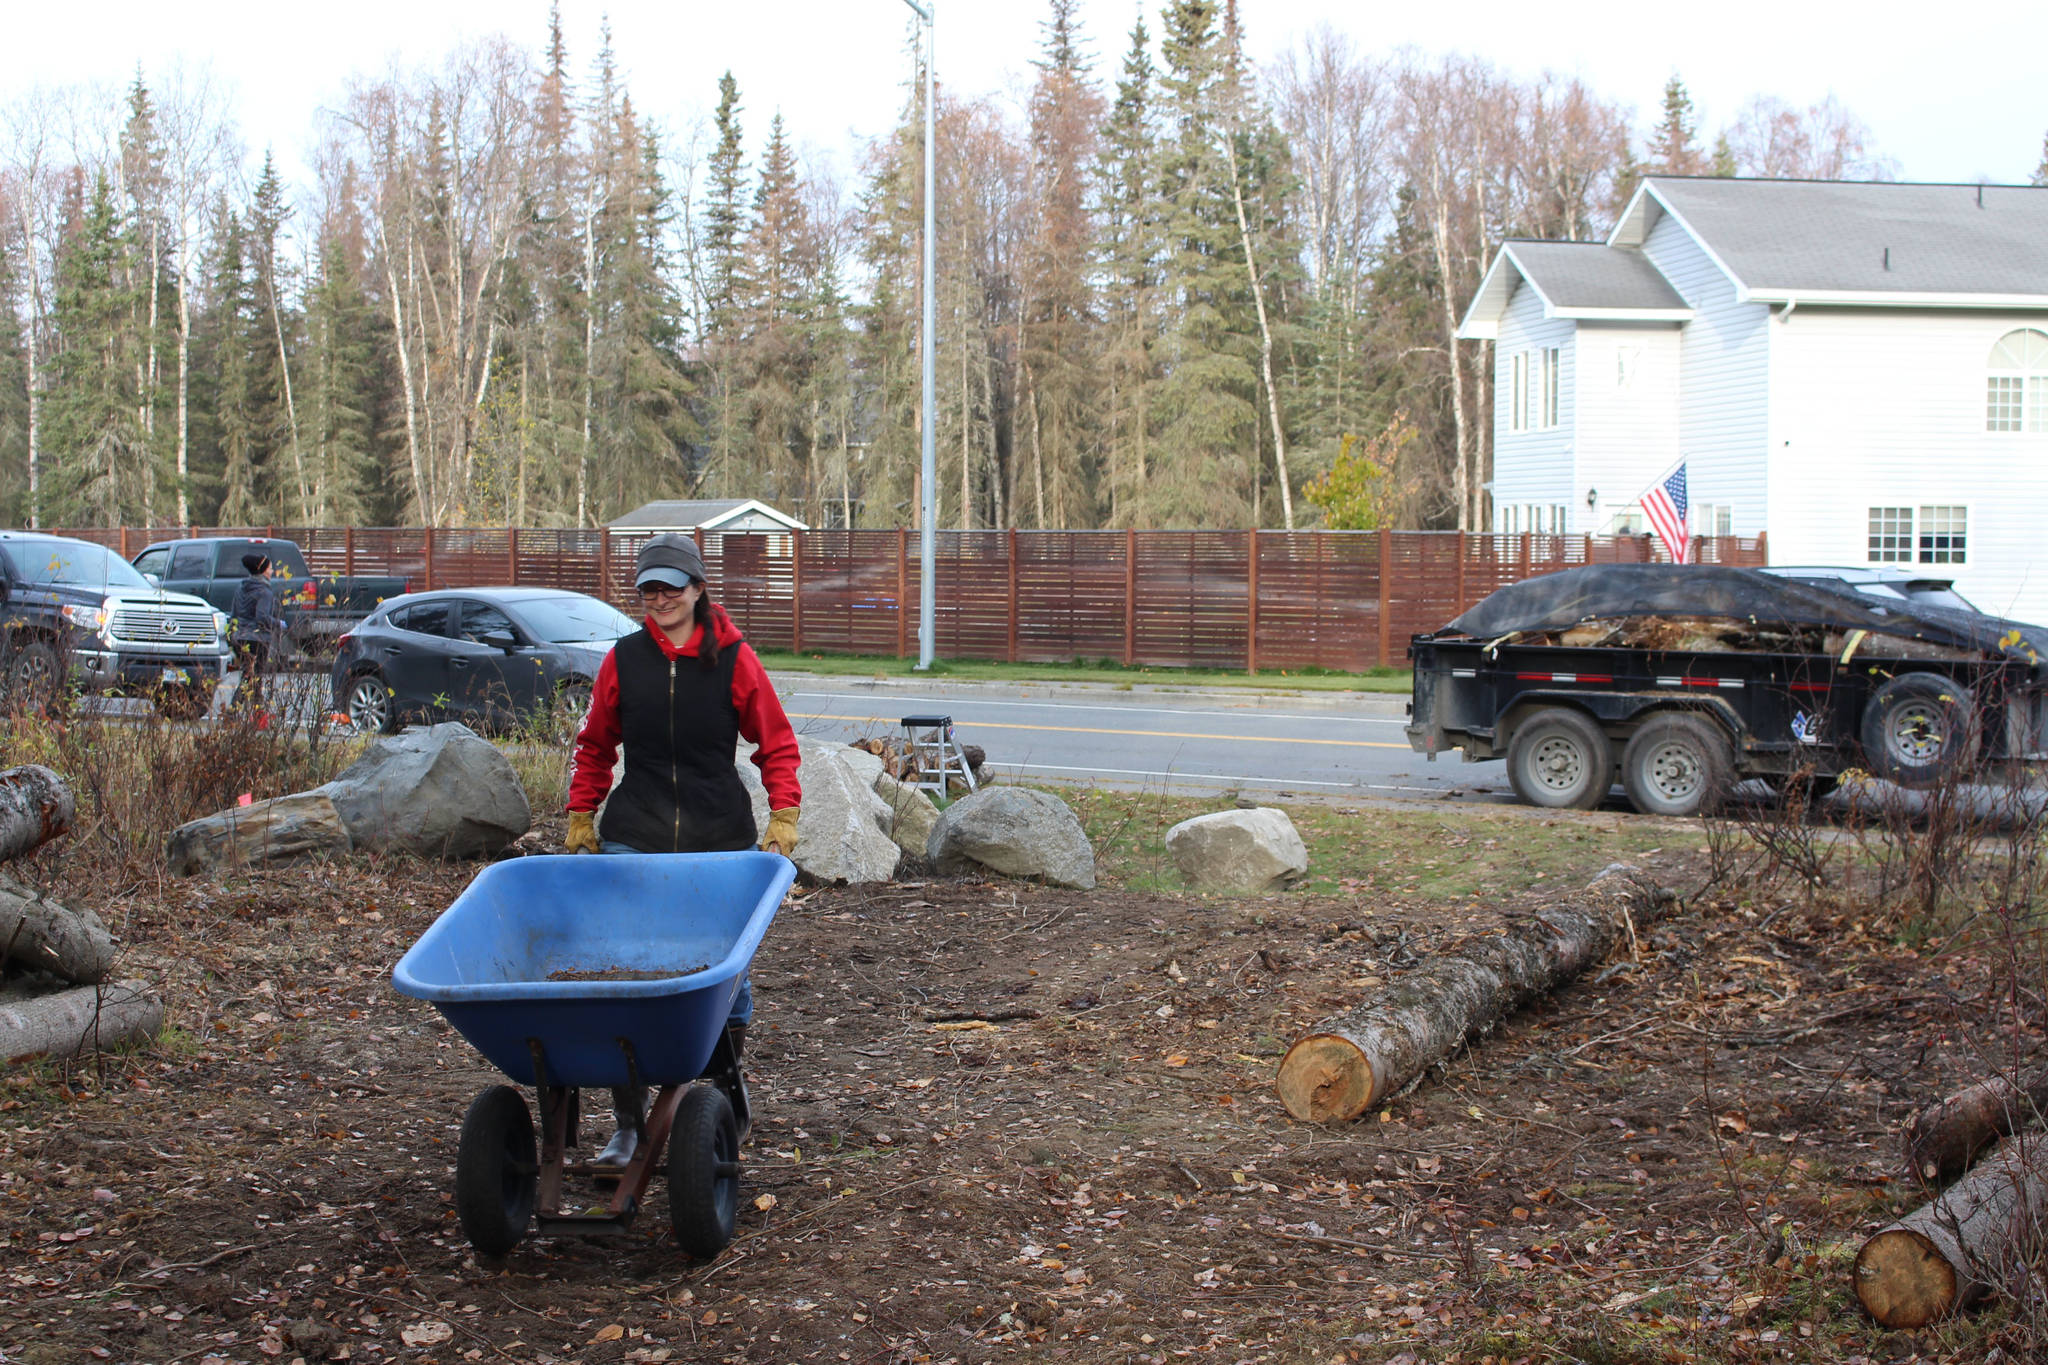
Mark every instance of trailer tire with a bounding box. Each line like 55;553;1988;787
668;1085;741;1259
1621;714;1734;817
1506;707;1612;811
1861;673;1978;790
455;1085;537;1257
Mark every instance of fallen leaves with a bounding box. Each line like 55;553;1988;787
399;1320;454;1347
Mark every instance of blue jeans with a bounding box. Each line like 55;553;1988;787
600;840;751;1026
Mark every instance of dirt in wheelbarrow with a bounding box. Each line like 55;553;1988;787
0;819;2018;1364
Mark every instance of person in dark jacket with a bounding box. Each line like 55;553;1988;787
565;533;801;1166
230;554;290;678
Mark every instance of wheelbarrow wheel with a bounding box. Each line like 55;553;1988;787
456;1085;537;1256
667;1085;740;1258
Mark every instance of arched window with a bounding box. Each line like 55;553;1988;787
1987;327;2048;432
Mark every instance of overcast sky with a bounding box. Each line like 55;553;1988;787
9;0;2045;191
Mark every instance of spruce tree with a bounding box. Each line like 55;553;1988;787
301;235;379;523
0;234;30;522
699;72;750;496
1144;0;1259;526
1096;12;1157;525
1649;75;1706;175
201;202;261;522
43;174;146;524
246;153;306;519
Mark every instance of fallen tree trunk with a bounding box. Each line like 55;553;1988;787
1277;868;1652;1123
0;875;114;984
0;980;164;1065
0;765;72;863
1905;1068;2048;1186
1855;1138;2048;1328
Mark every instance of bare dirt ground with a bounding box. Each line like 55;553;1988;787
0;812;2025;1365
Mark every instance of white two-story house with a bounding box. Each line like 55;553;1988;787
1457;177;2048;624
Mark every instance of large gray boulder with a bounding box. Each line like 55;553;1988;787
927;787;1095;890
873;771;941;860
1164;807;1308;893
319;723;531;858
165;791;354;877
786;740;900;884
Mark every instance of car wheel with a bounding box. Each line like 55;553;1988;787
552;680;593;743
1506;707;1612;811
1861;673;1977;789
6;639;66;714
344;671;399;734
1621;713;1734;817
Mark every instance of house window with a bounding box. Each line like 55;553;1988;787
1510;353;1527;433
1609;510;1644;534
1554;505;1568;533
1542;347;1560;427
1987;328;2048;432
1695;503;1734;536
1919;506;1967;564
1868;507;1913;563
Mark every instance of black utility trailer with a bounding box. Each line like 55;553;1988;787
1405;565;2048;816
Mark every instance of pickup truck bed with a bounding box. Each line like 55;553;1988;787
132;537;409;654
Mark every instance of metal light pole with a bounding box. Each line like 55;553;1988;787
902;0;937;669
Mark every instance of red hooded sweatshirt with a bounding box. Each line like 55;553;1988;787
567;603;801;817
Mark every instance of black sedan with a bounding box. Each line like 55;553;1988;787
330;588;637;734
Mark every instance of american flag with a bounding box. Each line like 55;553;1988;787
1640;463;1690;564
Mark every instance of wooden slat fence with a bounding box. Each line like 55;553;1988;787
54;525;1767;673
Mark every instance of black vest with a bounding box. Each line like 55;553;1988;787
598;628;756;854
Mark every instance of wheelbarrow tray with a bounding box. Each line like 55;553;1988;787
393;852;795;1088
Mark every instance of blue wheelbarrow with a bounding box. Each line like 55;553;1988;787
392;851;796;1258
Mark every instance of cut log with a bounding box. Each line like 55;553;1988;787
0;980;164;1065
1277;868;1653;1123
0;874;114;984
1904;1068;2048;1186
0;765;73;862
1854;1139;2048;1328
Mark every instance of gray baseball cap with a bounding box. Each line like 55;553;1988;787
634;533;707;590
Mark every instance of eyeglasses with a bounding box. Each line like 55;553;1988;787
638;582;699;603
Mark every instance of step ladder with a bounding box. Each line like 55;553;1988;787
900;714;977;797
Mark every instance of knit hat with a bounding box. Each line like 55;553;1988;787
634;534;707;591
242;553;270;575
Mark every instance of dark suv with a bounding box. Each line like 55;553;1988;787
0;533;233;715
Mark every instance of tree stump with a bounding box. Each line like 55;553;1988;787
1855;1139;2048;1328
1277;870;1648;1123
0;980;164;1065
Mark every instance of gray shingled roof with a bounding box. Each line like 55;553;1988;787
1644;178;2048;296
1505;241;1690;310
608;499;751;529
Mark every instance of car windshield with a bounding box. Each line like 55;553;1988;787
1902;584;1980;612
6;539;152;591
512;594;637;643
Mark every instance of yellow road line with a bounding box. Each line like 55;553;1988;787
784;712;1408;749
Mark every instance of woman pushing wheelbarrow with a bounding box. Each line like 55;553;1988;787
394;534;802;1259
565;533;802;1166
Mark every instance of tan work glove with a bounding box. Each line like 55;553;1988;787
566;810;600;855
763;807;799;856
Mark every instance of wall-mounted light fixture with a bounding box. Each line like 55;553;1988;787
1585;487;1598;509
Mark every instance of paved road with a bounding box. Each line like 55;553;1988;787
767;673;1517;802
